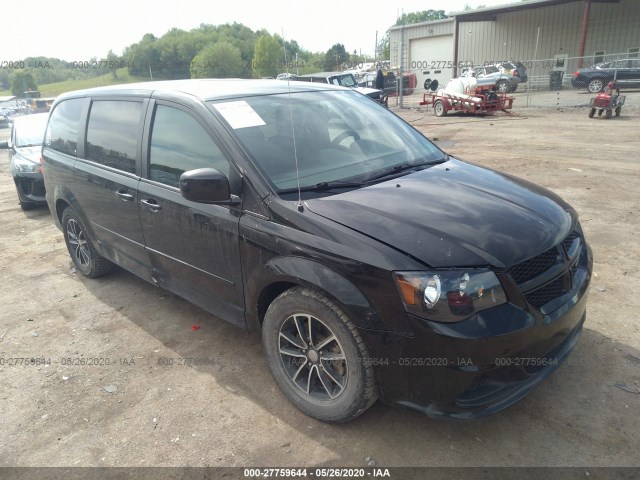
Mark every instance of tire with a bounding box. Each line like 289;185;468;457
605;109;612;119
588;108;595;118
598;109;603;117
587;78;604;94
615;106;621;117
434;100;447;117
496;80;509;93
61;207;114;278
262;287;377;423
509;83;518;93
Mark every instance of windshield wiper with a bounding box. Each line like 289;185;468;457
17;143;42;148
278;179;364;194
364;156;448;183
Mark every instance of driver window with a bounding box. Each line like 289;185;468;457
149;105;230;188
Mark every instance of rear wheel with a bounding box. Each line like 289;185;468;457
262;287;377;423
434;100;447;117
587;78;605;93
615;106;621;116
61;208;114;278
605;109;612;119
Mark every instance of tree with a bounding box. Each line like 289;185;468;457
377;31;390;61
106;50;120;79
0;70;10;90
124;33;161;78
190;42;245;78
253;35;283;78
395;10;447;26
324;44;349;71
11;70;38;96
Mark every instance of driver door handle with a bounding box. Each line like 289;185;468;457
141;198;162;212
115;190;134;202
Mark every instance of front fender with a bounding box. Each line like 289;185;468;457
247;255;411;336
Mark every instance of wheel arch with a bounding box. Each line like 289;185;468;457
251;257;380;333
52;186;100;247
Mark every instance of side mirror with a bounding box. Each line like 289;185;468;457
179;168;240;205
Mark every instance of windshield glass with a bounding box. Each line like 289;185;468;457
210;90;444;194
332;74;357;87
14;114;49;147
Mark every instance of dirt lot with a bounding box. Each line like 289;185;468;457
0;107;639;472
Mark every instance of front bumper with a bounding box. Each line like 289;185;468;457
12;172;46;205
366;238;592;419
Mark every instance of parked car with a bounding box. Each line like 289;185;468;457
571;58;640;93
513;61;529;83
0;113;9;128
463;65;519;93
495;61;526;91
42;79;591;423
356;70;398;96
292;71;386;104
0;112;49;209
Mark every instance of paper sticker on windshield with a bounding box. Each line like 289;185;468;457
213;101;266;129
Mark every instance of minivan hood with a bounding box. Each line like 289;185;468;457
306;159;574;268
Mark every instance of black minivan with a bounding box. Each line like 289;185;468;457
42;79;592;423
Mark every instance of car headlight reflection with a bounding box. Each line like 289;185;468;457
13;157;38;173
393;270;507;322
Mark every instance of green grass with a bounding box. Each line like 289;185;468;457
0;68;151;98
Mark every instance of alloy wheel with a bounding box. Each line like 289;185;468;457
278;313;348;400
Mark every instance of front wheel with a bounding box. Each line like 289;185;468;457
605;109;612;119
588;108;596;118
262;287;377;423
434;100;447;117
496;80;509;93
61;208;114;278
615;106;621;116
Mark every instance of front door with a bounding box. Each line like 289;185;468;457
137;102;245;327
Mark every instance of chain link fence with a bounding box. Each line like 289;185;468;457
389;52;639;111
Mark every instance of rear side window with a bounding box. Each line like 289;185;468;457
86;100;142;174
45;98;84;156
149;105;229;188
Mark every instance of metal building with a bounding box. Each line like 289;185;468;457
390;0;640;89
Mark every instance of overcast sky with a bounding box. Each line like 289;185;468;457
4;0;517;61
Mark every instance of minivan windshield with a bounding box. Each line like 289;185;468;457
210;90;445;194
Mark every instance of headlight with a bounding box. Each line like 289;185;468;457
13;157;38;173
393;270;507;323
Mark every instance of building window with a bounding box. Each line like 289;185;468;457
629;48;639;59
594;50;605;64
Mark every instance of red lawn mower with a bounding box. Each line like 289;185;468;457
588;81;625;119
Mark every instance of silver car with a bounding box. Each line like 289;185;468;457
0;113;49;210
462;65;520;93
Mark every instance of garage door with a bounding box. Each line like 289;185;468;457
409;35;454;91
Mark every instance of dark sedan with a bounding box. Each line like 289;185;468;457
1;113;49;210
571;58;640;93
